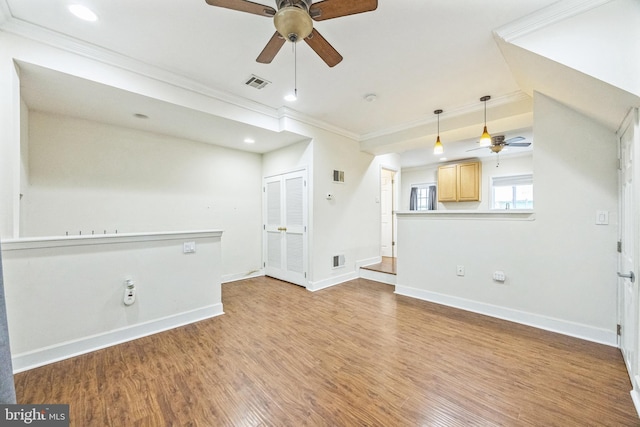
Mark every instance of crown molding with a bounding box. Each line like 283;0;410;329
494;0;613;42
0;1;10;25
0;6;357;140
277;107;359;141
1;14;278;117
359;91;531;143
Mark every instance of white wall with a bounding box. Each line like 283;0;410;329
263;124;391;289
0;59;20;238
511;0;640;96
401;154;533;211
22;112;263;280
309;132;381;289
396;92;619;344
2;230;223;371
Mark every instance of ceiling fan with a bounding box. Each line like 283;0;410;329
204;0;378;67
467;135;532;154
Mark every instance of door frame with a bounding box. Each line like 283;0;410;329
262;167;309;287
617;108;640;390
380;166;398;259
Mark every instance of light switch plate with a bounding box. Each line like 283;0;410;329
183;241;196;253
596;210;609;225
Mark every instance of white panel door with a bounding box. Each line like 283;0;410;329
264;170;307;287
618;109;639;380
381;169;395;258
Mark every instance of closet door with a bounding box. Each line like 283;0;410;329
263;169;307;287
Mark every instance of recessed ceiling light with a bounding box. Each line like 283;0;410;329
133;113;148;119
68;4;98;22
364;94;377;102
439;157;448;161
244;138;255;144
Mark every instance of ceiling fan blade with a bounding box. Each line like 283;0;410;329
505;142;532;147
205;0;275;17
504;136;525;144
256;32;285;63
304;28;343;67
309;0;378;21
466;147;488;152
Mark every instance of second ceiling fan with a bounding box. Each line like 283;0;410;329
467;135;532;153
205;0;378;67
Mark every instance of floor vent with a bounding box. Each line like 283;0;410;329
245;75;270;89
333;255;346;268
333;170;345;183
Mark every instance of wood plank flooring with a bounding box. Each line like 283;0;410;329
14;277;639;426
361;256;397;275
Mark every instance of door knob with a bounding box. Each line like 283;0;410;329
618;271;636;283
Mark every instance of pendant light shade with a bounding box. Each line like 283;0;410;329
479;95;492;147
433;109;444;155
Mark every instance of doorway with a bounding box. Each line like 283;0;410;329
380;168;397;272
263;169;308;287
618;108;639;383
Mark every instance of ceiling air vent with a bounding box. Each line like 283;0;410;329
244;74;270;90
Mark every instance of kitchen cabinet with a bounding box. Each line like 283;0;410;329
437;161;481;202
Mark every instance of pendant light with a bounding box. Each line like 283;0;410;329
433;109;444;155
479;95;492;147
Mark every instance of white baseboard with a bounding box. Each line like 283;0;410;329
359;268;396;285
395;284;616;346
12;303;224;373
308;270;358;292
631;376;640;418
222;269;264;283
356;256;382;269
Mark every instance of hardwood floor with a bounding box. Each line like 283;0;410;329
15;277;639;426
361;256;397;275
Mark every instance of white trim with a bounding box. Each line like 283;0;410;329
631;376;640;417
278;107;358;141
307;257;386;291
1;229;223;250
396;210;535;220
357;256;382;269
12;303;224;373
263;165;308;180
222;270;265;283
395;284;617;346
359;268;396;285
307;271;358;292
494;0;614;42
0;10;356;140
359;91;530;142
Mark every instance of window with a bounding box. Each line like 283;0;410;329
491;174;533;210
410;183;437;211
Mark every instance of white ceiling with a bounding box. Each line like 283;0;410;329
1;0;628;166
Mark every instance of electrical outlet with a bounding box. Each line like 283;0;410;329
493;271;506;282
456;265;465;276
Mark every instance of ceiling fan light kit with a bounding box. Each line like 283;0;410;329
479;95;492;147
205;0;378;67
433;109;444;155
274;5;313;41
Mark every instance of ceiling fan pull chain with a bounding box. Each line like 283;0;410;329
293;41;297;99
